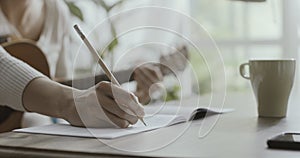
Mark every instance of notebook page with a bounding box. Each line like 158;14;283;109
14;114;186;139
145;105;234;120
144;105;196;120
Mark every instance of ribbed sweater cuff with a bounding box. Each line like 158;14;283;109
0;47;45;111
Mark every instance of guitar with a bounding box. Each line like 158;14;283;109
0;40;189;132
59;46;189;89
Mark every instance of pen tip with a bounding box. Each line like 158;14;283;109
141;119;147;126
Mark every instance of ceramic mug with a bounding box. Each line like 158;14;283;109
240;59;296;117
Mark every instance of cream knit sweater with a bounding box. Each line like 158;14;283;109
0;46;44;111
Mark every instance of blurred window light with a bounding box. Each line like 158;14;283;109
189;0;300;94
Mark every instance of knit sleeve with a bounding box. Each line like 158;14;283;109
0;46;45;111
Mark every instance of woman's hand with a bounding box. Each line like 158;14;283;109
23;78;144;128
133;64;163;104
67;81;145;128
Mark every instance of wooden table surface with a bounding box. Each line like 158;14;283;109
1;92;300;158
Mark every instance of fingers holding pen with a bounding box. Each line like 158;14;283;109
97;94;138;125
96;81;145;124
69;81;141;128
103;108;130;128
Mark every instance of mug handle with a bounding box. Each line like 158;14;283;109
239;63;250;80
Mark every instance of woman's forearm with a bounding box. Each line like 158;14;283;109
22;77;77;120
22;77;145;128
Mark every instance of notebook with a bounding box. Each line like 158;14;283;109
14;105;233;139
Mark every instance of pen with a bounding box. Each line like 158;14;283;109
73;24;147;126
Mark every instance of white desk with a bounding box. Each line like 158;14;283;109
1;92;300;158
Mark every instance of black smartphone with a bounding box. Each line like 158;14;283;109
267;133;300;150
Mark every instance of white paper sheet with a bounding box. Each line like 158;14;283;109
14;106;233;139
14;114;186;139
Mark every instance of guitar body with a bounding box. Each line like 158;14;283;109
0;39;50;133
2;40;50;76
